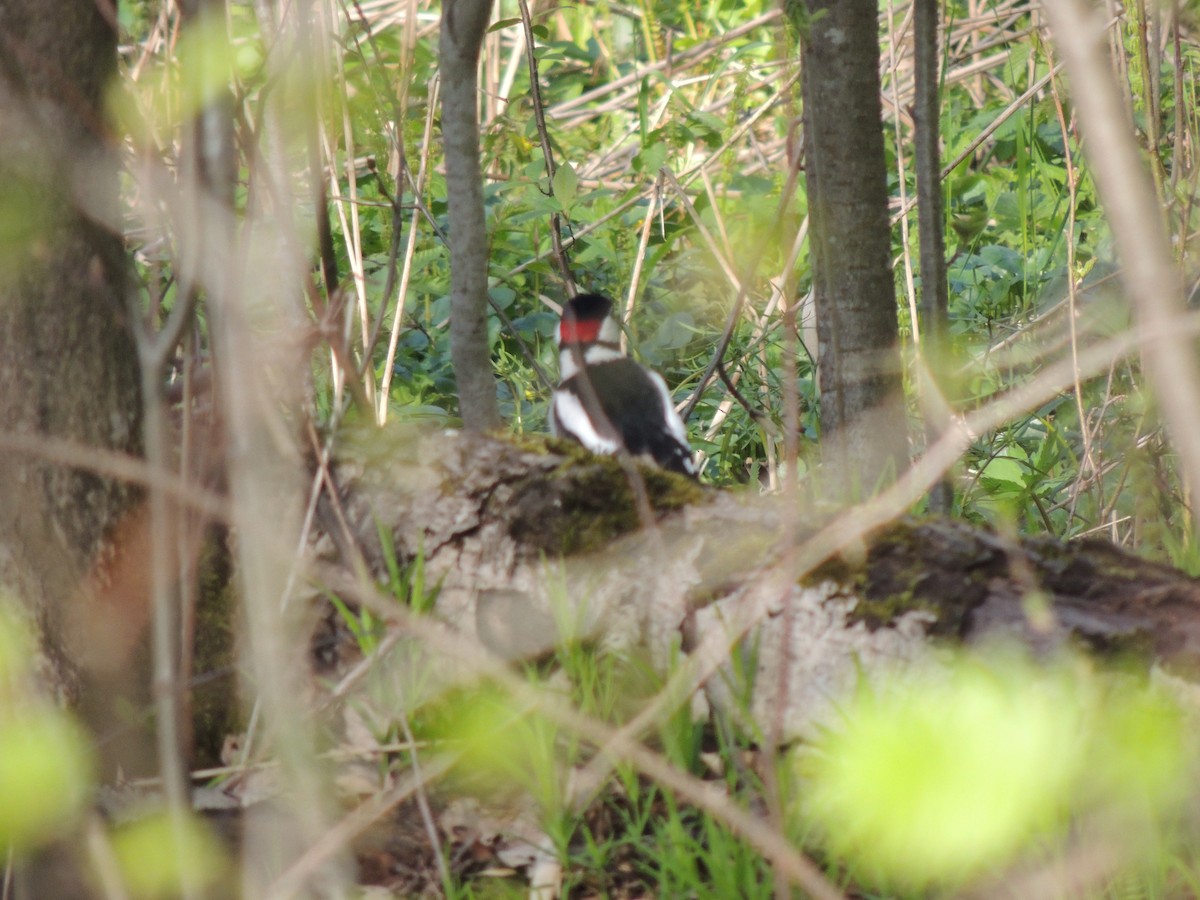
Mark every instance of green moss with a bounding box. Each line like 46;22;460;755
814;519;997;636
336;426;708;562
190;528;241;769
814;518;1170;663
507;431;575;457
506;441;708;557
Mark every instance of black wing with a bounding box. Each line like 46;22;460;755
555;358;695;476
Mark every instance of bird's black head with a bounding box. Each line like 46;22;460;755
565;293;614;321
559;293;617;346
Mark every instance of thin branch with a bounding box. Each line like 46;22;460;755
266;754;460;899
378;81;440;423
678;144;806;424
358;164;406;380
622;175;661;353
1044;0;1200;530
517;0;576;294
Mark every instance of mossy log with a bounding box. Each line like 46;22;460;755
317;427;1200;741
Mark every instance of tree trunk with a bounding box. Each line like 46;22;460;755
914;0;953;512
797;0;908;497
0;0;141;702
441;0;501;431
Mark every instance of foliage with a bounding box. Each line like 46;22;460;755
110;812;230;900
212;0;1195;555
82;0;1200;897
803;650;1191;892
0;608;93;854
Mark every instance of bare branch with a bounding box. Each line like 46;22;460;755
1044;0;1200;530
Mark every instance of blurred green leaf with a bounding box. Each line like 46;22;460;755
803;652;1192;890
424;684;563;813
112;812;228;900
0;709;93;852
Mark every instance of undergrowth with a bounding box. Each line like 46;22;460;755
72;0;1200;897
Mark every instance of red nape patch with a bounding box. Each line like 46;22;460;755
558;317;602;345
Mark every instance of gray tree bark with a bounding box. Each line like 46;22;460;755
440;0;501;431
0;0;141;702
797;0;908;497
914;0;952;512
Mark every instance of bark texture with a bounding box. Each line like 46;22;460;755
914;0;947;360
440;0;501;431
797;0;908;496
0;0;141;701
914;0;952;512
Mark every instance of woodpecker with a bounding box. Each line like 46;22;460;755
550;292;697;477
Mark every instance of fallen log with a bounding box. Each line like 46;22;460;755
314;426;1200;741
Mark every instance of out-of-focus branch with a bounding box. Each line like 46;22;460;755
1043;0;1200;530
157;5;237;894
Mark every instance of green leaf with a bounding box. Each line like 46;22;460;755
651;312;695;352
803;652;1193;892
635;142;668;174
0;710;93;851
489;285;517;309
803;657;1083;889
112;812;228;899
552;162;578;208
979;454;1025;489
